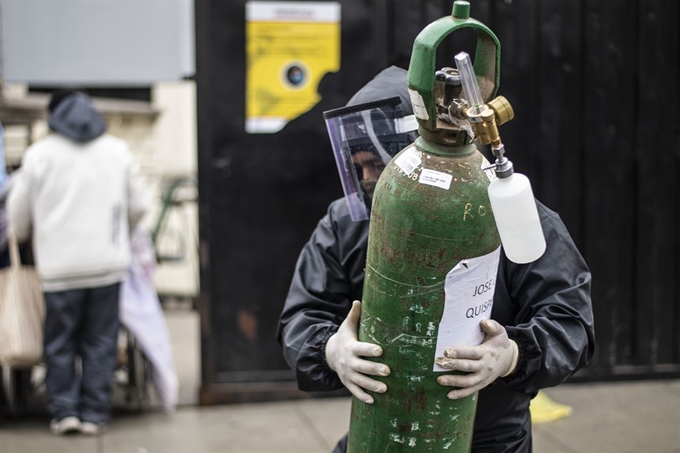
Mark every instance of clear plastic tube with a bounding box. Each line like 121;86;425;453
454;52;485;115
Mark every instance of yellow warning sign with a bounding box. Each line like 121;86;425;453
245;2;341;134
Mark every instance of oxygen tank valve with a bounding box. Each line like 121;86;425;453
449;52;514;148
459;95;514;147
435;68;462;103
454;51;546;263
435;67;461;86
490;144;514;179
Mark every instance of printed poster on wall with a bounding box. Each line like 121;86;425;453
245;1;341;134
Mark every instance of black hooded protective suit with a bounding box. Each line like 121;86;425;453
277;66;595;453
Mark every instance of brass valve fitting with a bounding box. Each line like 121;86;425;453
466;96;514;147
469;109;500;146
488;96;514;126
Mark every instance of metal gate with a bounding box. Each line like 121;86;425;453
196;0;680;403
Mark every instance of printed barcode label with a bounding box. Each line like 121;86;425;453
395;148;422;175
419;169;453;190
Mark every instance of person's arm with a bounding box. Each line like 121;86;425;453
437;203;595;398
278;211;354;392
500;208;595;393
277;204;389;396
7;157;35;243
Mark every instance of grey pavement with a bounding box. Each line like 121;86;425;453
1;379;679;453
2;310;679;452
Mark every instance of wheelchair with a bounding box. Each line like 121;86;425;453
114;326;152;412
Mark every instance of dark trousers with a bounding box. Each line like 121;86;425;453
43;283;120;423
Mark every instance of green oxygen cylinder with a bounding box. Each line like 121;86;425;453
347;2;504;452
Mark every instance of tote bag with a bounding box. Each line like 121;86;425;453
0;235;44;367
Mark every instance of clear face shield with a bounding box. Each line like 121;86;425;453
324;97;419;221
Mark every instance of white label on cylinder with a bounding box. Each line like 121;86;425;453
481;157;498;182
419;168;452;190
396;115;419;133
408;89;429;120
433;247;501;372
395;148;422;176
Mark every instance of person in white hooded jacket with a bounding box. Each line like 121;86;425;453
8;90;150;435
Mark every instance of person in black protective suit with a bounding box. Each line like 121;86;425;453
277;66;595;453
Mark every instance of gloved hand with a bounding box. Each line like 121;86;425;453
435;319;519;400
325;300;390;404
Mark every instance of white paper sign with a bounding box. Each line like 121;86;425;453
419;168;452;190
433;247;501;372
395;148;422;176
408;88;429;120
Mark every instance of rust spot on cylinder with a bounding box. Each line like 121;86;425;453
398;421;410;433
406;387;429;412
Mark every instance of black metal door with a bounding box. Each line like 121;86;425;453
196;0;680;404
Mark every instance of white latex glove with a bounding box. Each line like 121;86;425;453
435;319;519;400
325;300;390;404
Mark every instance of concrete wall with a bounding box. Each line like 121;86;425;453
2;82;199;298
152;82;197;177
1;0;195;85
